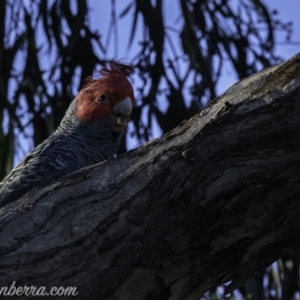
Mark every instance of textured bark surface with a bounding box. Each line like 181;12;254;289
1;53;300;300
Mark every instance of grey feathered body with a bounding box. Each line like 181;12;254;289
0;99;122;208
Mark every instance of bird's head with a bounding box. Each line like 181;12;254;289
76;61;135;132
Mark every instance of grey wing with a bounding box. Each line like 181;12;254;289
0;136;80;208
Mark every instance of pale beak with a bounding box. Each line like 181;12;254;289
112;97;132;132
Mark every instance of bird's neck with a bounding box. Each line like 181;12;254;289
52;99;124;163
54;99;114;140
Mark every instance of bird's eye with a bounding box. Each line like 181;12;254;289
98;94;107;102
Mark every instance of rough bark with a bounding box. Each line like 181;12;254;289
1;53;300;300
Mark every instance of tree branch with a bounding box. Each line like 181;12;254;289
1;53;300;300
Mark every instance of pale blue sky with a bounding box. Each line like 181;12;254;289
88;0;300;95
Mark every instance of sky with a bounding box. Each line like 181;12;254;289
265;0;300;58
88;0;300;96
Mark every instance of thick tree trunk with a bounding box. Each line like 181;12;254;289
1;53;300;300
